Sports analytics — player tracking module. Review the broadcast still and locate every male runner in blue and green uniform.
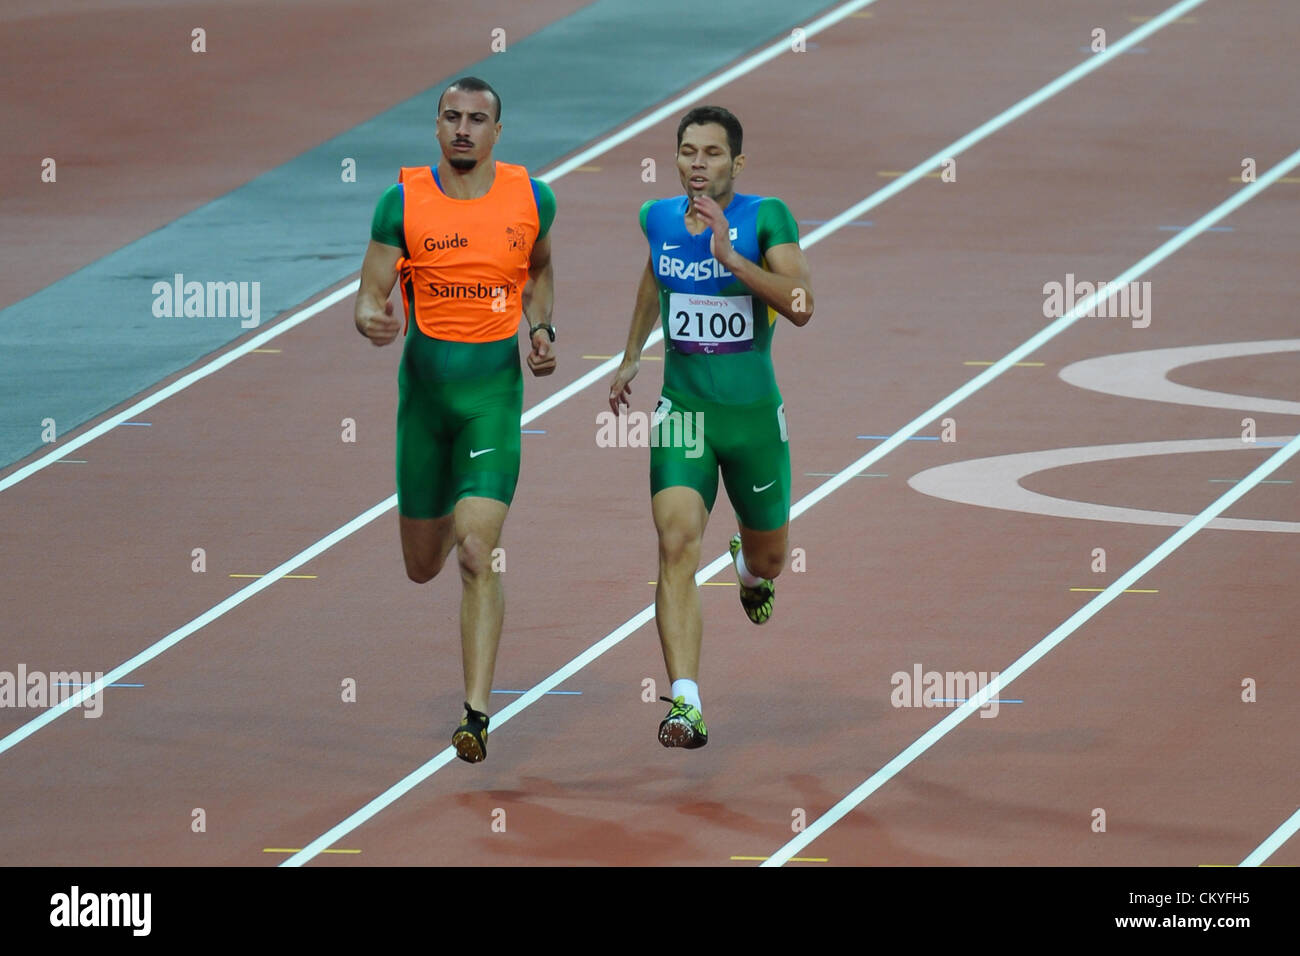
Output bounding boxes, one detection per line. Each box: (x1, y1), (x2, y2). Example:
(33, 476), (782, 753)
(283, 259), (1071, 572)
(608, 106), (814, 749)
(355, 76), (557, 763)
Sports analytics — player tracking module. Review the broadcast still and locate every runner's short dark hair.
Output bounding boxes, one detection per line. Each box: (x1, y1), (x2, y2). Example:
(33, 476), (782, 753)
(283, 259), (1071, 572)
(677, 106), (743, 159)
(440, 76), (502, 121)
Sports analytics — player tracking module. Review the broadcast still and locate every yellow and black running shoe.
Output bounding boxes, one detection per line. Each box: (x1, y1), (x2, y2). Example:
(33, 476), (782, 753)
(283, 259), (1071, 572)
(730, 533), (774, 624)
(658, 695), (708, 749)
(452, 701), (489, 763)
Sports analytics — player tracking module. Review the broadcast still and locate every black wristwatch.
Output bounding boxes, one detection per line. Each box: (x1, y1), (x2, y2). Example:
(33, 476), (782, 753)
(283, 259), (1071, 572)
(529, 323), (556, 342)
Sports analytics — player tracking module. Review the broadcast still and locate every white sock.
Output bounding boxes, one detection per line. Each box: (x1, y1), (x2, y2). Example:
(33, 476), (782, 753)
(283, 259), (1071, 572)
(735, 547), (765, 587)
(671, 678), (702, 712)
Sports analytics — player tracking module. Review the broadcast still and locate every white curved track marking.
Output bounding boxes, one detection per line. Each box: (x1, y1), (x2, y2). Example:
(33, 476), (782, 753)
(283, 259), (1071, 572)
(908, 437), (1300, 532)
(1059, 339), (1300, 415)
(910, 341), (1300, 530)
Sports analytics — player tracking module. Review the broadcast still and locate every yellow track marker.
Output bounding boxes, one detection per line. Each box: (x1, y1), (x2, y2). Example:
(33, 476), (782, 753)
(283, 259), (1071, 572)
(263, 848), (360, 855)
(251, 349), (282, 354)
(575, 165), (602, 172)
(1069, 587), (1158, 593)
(230, 574), (317, 579)
(963, 361), (1045, 367)
(582, 354), (661, 361)
(878, 170), (941, 179)
(731, 855), (828, 862)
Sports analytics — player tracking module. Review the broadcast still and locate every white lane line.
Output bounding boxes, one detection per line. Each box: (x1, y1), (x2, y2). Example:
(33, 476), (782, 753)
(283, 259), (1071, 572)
(277, 1), (1239, 865)
(291, 145), (1300, 867)
(0, 0), (883, 496)
(541, 0), (883, 181)
(282, 604), (660, 868)
(1241, 808), (1300, 866)
(0, 280), (356, 493)
(787, 144), (1300, 524)
(800, 0), (1209, 244)
(0, 0), (891, 758)
(0, 350), (619, 761)
(1, 0), (1212, 840)
(767, 431), (1300, 867)
(0, 498), (397, 757)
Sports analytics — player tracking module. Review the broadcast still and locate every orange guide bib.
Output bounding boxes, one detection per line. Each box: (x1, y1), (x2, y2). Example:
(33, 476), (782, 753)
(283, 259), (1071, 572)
(396, 162), (538, 342)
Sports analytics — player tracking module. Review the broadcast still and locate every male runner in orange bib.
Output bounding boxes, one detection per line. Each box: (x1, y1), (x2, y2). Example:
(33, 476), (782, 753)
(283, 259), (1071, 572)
(354, 76), (557, 763)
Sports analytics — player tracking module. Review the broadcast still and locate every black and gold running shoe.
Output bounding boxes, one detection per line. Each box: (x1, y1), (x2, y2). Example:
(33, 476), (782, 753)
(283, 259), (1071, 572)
(452, 701), (490, 763)
(730, 533), (774, 624)
(658, 695), (708, 749)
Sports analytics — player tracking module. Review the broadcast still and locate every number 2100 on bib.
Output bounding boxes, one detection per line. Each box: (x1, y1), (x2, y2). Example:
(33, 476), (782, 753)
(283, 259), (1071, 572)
(667, 292), (755, 355)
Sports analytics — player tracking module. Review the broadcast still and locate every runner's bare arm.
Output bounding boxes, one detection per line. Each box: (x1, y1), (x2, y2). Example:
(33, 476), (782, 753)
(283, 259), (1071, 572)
(524, 233), (554, 329)
(693, 195), (814, 326)
(608, 256), (660, 412)
(524, 233), (556, 376)
(735, 241), (814, 327)
(355, 239), (403, 346)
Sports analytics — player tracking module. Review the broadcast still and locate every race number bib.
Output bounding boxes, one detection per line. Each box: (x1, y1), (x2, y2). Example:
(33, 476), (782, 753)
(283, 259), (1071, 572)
(667, 293), (755, 355)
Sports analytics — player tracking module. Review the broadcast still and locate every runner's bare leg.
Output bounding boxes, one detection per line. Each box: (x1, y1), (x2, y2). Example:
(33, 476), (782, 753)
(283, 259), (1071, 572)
(453, 496), (509, 714)
(736, 522), (788, 580)
(399, 514), (456, 582)
(652, 486), (709, 681)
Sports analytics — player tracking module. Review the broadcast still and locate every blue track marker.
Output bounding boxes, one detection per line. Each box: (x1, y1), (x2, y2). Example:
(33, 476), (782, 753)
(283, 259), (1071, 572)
(806, 472), (887, 477)
(932, 698), (1023, 704)
(858, 435), (939, 441)
(801, 219), (872, 227)
(1209, 478), (1291, 484)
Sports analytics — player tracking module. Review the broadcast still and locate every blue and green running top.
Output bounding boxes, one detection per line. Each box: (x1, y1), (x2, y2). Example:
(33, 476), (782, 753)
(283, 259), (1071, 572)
(640, 194), (799, 406)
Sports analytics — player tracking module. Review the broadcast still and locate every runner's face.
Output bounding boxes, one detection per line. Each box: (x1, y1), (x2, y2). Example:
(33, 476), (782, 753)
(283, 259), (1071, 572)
(677, 123), (742, 203)
(436, 88), (501, 171)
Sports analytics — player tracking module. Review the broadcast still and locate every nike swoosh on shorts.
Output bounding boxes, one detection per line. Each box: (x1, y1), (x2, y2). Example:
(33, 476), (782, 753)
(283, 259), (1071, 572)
(752, 480), (776, 493)
(469, 448), (496, 458)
